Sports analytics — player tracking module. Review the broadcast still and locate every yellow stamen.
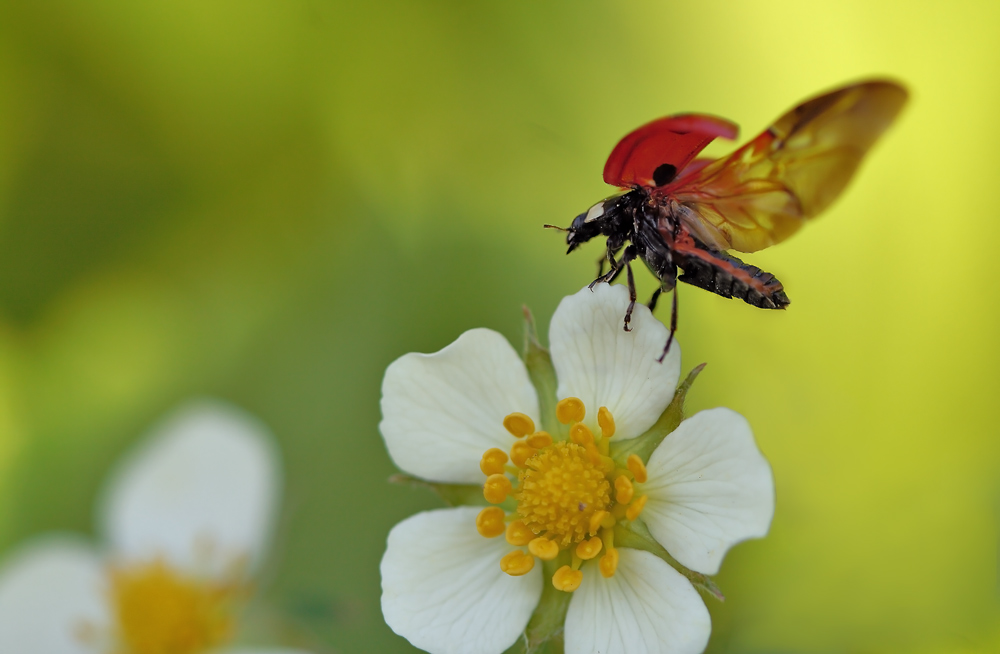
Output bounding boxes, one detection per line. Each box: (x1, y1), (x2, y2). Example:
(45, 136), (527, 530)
(575, 537), (603, 560)
(482, 402), (634, 587)
(597, 406), (616, 438)
(505, 520), (534, 546)
(110, 560), (241, 654)
(570, 423), (595, 446)
(509, 441), (537, 468)
(611, 502), (629, 520)
(516, 442), (611, 548)
(601, 526), (615, 550)
(500, 550), (536, 576)
(599, 547), (619, 578)
(476, 507), (506, 538)
(556, 397), (585, 424)
(483, 474), (512, 504)
(503, 412), (535, 438)
(526, 431), (553, 449)
(626, 494), (648, 521)
(528, 537), (559, 561)
(614, 476), (634, 505)
(480, 448), (509, 476)
(552, 565), (583, 592)
(588, 510), (608, 536)
(627, 454), (648, 483)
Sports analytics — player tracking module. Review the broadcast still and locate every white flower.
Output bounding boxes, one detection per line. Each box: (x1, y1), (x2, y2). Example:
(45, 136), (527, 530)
(0, 400), (310, 654)
(379, 283), (775, 654)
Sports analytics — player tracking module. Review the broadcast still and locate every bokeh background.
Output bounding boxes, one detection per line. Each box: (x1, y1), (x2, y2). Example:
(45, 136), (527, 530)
(0, 0), (997, 652)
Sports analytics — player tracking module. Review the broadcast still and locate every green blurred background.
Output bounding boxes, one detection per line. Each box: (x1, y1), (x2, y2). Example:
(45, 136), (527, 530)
(0, 0), (997, 652)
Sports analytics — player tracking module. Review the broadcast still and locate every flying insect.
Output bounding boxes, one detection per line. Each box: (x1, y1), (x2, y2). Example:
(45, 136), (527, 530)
(550, 80), (907, 360)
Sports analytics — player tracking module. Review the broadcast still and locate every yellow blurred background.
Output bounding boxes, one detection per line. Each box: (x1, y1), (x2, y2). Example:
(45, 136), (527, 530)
(0, 0), (997, 652)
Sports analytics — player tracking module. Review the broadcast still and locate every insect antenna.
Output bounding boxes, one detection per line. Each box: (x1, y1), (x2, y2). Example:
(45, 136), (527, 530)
(543, 224), (568, 232)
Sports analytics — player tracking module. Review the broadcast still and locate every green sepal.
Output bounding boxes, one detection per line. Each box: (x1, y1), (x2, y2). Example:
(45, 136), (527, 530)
(609, 363), (706, 466)
(522, 306), (564, 439)
(387, 473), (490, 508)
(504, 558), (572, 654)
(614, 520), (725, 602)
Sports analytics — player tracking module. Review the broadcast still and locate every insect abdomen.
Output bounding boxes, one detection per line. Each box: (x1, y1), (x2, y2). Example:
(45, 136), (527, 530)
(672, 236), (790, 309)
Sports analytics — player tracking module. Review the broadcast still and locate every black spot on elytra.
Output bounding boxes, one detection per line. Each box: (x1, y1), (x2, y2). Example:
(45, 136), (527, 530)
(652, 163), (678, 186)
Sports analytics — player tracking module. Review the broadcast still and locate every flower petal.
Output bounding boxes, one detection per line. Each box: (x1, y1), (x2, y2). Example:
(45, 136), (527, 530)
(642, 408), (775, 575)
(381, 507), (542, 654)
(565, 548), (710, 654)
(380, 329), (539, 483)
(0, 538), (108, 654)
(100, 400), (281, 574)
(550, 284), (680, 440)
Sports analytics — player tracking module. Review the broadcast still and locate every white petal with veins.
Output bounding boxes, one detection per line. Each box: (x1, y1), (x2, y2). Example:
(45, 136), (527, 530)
(381, 507), (542, 654)
(550, 284), (680, 440)
(565, 548), (710, 654)
(642, 408), (775, 575)
(380, 328), (539, 484)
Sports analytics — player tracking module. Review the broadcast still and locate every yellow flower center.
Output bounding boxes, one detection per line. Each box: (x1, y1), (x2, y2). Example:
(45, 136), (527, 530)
(516, 441), (611, 548)
(477, 398), (650, 592)
(107, 560), (243, 654)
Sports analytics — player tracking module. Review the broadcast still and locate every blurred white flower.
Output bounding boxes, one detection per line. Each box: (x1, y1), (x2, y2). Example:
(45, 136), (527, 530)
(0, 401), (310, 654)
(379, 283), (775, 654)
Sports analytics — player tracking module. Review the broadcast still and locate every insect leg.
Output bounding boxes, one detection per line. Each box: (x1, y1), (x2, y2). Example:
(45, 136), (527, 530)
(657, 288), (679, 363)
(590, 247), (628, 288)
(623, 260), (637, 332)
(590, 251), (615, 288)
(647, 288), (662, 312)
(605, 261), (625, 284)
(596, 245), (624, 278)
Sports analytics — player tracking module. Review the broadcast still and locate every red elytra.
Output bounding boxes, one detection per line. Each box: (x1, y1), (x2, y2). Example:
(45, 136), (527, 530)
(603, 114), (739, 188)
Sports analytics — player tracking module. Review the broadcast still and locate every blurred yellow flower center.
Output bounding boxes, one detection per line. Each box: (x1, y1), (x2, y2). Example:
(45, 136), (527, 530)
(109, 560), (241, 654)
(516, 441), (611, 548)
(476, 398), (650, 592)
